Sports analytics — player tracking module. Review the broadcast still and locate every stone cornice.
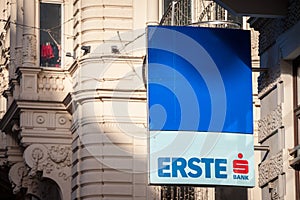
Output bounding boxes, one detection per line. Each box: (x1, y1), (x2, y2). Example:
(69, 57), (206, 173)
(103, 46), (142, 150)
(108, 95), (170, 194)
(248, 18), (272, 32)
(67, 60), (79, 76)
(0, 100), (68, 132)
(63, 93), (73, 114)
(0, 100), (18, 132)
(78, 55), (144, 66)
(248, 0), (300, 54)
(16, 67), (42, 77)
(72, 88), (146, 104)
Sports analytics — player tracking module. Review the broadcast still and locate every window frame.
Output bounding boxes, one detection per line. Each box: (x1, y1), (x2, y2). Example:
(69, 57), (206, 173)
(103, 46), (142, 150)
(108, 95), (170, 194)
(38, 0), (64, 68)
(293, 56), (300, 200)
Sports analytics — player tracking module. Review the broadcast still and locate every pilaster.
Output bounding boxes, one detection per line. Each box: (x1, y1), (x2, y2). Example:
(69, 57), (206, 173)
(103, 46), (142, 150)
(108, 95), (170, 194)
(15, 0), (23, 69)
(22, 0), (36, 68)
(147, 0), (159, 25)
(9, 0), (17, 80)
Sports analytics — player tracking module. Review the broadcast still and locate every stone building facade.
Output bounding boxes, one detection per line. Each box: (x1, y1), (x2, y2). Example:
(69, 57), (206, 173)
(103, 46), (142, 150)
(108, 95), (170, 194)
(248, 0), (300, 199)
(0, 0), (298, 200)
(0, 0), (152, 199)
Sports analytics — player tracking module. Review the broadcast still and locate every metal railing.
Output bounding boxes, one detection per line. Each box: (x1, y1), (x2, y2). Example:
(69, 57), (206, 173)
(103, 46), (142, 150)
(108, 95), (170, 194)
(161, 186), (195, 200)
(160, 0), (192, 26)
(160, 0), (242, 29)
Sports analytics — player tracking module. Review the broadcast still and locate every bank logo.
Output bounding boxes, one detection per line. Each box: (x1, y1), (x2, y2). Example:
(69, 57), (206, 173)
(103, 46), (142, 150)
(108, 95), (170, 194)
(233, 153), (249, 180)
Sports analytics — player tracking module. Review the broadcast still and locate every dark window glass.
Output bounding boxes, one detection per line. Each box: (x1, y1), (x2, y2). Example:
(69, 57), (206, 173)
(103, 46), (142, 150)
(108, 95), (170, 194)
(40, 3), (61, 67)
(215, 186), (248, 200)
(164, 0), (173, 13)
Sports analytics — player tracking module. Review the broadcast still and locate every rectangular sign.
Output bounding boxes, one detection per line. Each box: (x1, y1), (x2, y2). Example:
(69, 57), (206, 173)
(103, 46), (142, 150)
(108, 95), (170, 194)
(147, 26), (254, 187)
(150, 131), (254, 186)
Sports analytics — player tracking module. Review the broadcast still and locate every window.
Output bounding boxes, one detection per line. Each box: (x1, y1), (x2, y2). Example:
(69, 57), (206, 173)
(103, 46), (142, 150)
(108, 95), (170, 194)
(40, 3), (61, 67)
(293, 56), (300, 200)
(163, 0), (173, 13)
(294, 57), (300, 147)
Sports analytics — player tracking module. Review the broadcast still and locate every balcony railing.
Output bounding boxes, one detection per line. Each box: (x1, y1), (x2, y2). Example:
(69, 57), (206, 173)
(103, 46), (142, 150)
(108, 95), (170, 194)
(160, 0), (242, 29)
(160, 0), (192, 26)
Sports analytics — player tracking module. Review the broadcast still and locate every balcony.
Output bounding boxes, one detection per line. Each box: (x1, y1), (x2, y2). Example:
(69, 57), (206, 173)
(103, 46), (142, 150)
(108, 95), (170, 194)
(160, 0), (242, 29)
(289, 145), (300, 170)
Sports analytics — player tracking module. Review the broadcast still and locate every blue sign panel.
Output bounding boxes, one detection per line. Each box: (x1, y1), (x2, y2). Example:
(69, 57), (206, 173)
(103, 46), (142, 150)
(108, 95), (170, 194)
(148, 26), (254, 187)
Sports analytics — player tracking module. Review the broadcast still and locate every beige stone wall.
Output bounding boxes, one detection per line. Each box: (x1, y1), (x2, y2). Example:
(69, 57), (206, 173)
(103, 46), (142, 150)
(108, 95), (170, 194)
(249, 1), (300, 198)
(70, 0), (158, 199)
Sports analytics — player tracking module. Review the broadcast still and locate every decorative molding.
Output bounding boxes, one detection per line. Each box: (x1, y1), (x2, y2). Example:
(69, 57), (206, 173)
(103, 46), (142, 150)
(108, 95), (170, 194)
(58, 116), (67, 125)
(8, 162), (62, 199)
(11, 121), (21, 133)
(0, 67), (9, 94)
(36, 115), (45, 124)
(38, 74), (65, 92)
(258, 151), (284, 187)
(0, 150), (7, 166)
(250, 29), (260, 60)
(271, 188), (279, 200)
(257, 67), (281, 99)
(8, 162), (29, 194)
(48, 145), (71, 166)
(22, 111), (71, 130)
(258, 105), (282, 143)
(24, 144), (71, 182)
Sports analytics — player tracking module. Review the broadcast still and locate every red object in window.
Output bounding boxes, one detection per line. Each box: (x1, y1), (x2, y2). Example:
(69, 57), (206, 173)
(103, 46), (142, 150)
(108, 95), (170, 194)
(41, 43), (54, 59)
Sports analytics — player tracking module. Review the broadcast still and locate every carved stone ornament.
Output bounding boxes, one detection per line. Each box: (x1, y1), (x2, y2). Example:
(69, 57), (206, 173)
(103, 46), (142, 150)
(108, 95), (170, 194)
(36, 115), (45, 124)
(24, 144), (71, 181)
(0, 67), (8, 94)
(8, 162), (29, 194)
(258, 67), (281, 99)
(271, 187), (279, 200)
(58, 116), (67, 125)
(258, 105), (282, 143)
(38, 73), (65, 92)
(258, 150), (285, 187)
(8, 162), (61, 199)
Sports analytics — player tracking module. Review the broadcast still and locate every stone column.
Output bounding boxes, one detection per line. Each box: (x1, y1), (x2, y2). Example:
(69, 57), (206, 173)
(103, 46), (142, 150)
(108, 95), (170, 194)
(147, 0), (159, 25)
(15, 0), (23, 69)
(9, 0), (16, 79)
(22, 0), (36, 68)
